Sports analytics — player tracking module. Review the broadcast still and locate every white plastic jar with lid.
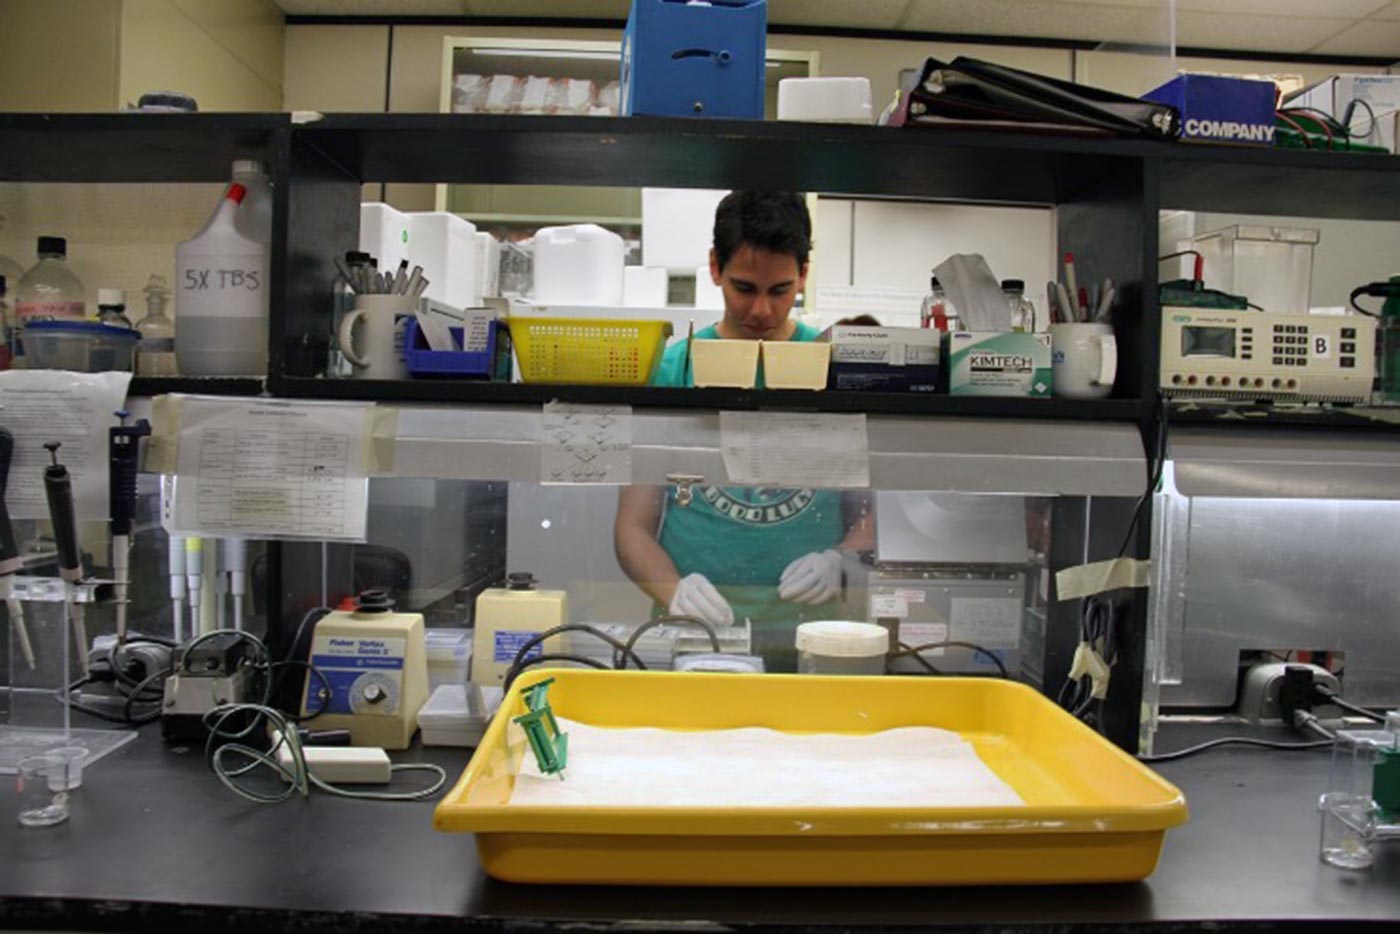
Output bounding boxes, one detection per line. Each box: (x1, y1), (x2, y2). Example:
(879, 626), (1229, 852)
(794, 621), (889, 675)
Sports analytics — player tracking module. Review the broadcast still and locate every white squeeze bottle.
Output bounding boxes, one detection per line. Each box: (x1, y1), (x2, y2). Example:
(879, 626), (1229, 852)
(175, 183), (268, 376)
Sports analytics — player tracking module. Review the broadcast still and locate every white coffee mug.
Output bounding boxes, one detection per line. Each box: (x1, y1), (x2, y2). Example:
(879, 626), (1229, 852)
(337, 295), (413, 380)
(1050, 322), (1117, 399)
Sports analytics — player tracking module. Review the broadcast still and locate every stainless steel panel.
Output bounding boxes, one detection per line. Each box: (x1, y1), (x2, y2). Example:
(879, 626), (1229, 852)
(1161, 496), (1400, 709)
(1172, 428), (1400, 500)
(384, 405), (1147, 495)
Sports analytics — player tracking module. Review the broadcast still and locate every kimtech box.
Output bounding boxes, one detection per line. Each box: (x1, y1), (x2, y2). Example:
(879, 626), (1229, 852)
(945, 331), (1053, 397)
(1142, 74), (1277, 147)
(821, 325), (940, 392)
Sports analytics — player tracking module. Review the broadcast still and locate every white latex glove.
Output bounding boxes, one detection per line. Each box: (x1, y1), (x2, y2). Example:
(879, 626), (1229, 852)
(778, 549), (843, 605)
(668, 573), (735, 628)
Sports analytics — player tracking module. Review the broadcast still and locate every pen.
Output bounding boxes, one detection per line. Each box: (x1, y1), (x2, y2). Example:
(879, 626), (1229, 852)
(1063, 252), (1080, 318)
(404, 265), (425, 298)
(1055, 283), (1075, 324)
(393, 259), (409, 295)
(1097, 286), (1117, 321)
(683, 319), (694, 385)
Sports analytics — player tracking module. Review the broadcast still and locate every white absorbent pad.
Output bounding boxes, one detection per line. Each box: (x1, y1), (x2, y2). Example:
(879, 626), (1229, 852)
(507, 718), (1025, 809)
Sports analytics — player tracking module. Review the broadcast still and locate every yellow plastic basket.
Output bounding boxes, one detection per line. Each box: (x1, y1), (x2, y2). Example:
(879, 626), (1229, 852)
(505, 317), (672, 385)
(434, 669), (1189, 887)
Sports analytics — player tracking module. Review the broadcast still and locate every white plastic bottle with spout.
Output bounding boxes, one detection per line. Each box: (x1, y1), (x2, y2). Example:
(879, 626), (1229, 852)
(175, 184), (268, 376)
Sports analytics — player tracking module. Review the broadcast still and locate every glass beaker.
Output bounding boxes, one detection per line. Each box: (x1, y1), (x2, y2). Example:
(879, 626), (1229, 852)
(1319, 791), (1378, 870)
(16, 754), (72, 827)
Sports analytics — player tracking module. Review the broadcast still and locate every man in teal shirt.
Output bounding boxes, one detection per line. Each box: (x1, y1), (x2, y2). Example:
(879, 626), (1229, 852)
(614, 191), (872, 671)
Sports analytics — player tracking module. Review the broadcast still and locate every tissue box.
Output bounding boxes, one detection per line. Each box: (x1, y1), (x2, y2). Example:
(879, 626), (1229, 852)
(1142, 74), (1276, 147)
(1288, 74), (1400, 154)
(620, 0), (767, 119)
(945, 332), (1052, 397)
(821, 325), (940, 392)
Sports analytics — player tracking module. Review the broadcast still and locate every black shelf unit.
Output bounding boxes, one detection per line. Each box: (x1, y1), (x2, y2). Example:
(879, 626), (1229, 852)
(279, 376), (1141, 419)
(129, 377), (266, 398)
(9, 112), (1400, 754)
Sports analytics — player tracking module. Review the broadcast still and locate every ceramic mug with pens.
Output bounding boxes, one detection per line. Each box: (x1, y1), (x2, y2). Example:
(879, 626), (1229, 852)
(337, 295), (413, 380)
(1050, 322), (1117, 399)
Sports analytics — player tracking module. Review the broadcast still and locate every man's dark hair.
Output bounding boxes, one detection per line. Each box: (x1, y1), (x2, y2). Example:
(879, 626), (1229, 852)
(712, 190), (811, 272)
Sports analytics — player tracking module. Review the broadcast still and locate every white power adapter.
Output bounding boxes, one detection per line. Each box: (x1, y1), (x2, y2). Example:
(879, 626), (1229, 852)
(270, 730), (392, 784)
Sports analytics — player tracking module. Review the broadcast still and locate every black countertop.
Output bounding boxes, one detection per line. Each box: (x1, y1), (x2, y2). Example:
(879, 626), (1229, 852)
(2, 721), (1399, 933)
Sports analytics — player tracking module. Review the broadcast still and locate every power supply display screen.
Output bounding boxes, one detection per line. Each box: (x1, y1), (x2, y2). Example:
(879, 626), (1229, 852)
(1182, 325), (1236, 358)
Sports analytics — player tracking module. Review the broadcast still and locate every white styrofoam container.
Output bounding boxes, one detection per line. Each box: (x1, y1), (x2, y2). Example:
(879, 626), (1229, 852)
(777, 77), (873, 124)
(624, 266), (668, 307)
(474, 232), (500, 305)
(408, 212), (477, 310)
(533, 224), (624, 306)
(1289, 74), (1400, 153)
(360, 202), (411, 272)
(641, 188), (728, 272)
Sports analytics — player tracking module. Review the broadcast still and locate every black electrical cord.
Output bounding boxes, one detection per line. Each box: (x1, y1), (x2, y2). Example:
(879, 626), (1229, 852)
(1347, 281), (1400, 318)
(1139, 735), (1333, 764)
(891, 640), (942, 675)
(507, 624), (648, 682)
(1057, 595), (1119, 723)
(1118, 391), (1169, 560)
(886, 640), (1009, 679)
(271, 659), (333, 721)
(1315, 687), (1388, 724)
(615, 614), (721, 670)
(504, 653), (611, 690)
(122, 667), (172, 725)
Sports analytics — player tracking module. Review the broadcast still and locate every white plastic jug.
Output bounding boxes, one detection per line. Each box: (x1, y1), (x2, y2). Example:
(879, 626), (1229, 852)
(532, 223), (624, 306)
(230, 159), (273, 245)
(175, 184), (268, 376)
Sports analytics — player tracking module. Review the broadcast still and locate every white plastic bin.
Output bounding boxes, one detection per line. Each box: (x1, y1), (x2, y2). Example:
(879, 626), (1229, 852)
(408, 212), (477, 309)
(533, 224), (624, 306)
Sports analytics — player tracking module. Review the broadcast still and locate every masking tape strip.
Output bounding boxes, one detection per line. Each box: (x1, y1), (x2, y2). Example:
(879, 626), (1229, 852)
(1055, 557), (1150, 601)
(367, 406), (399, 474)
(143, 394), (183, 475)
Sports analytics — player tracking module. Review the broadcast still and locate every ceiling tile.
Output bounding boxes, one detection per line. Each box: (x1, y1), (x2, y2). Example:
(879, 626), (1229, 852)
(464, 0), (631, 17)
(1370, 0), (1400, 18)
(1174, 11), (1354, 53)
(273, 0), (465, 12)
(902, 0), (1175, 46)
(1172, 0), (1388, 14)
(1311, 19), (1400, 55)
(767, 0), (910, 30)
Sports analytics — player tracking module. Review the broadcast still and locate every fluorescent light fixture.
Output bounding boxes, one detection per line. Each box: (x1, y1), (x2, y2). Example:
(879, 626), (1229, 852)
(471, 49), (619, 62)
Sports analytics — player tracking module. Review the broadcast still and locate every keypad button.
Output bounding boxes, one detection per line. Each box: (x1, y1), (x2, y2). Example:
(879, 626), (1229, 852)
(1341, 356), (1355, 368)
(1342, 327), (1356, 339)
(1274, 356), (1284, 365)
(1342, 342), (1356, 354)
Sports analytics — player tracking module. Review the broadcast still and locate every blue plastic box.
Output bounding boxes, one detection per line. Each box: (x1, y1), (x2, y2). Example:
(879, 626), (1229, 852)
(1142, 74), (1276, 146)
(403, 318), (510, 380)
(620, 0), (767, 119)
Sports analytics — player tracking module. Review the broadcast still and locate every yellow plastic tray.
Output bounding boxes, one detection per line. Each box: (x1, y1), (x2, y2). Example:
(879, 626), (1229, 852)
(505, 317), (671, 385)
(434, 670), (1188, 887)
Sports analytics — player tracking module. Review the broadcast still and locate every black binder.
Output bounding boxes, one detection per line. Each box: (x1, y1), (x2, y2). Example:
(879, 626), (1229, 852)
(892, 56), (1182, 140)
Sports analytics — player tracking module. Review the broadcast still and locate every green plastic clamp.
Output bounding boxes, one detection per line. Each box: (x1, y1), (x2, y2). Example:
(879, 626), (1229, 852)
(514, 677), (568, 779)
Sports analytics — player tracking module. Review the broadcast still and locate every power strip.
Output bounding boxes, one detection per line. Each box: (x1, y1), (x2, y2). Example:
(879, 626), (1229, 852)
(270, 730), (392, 784)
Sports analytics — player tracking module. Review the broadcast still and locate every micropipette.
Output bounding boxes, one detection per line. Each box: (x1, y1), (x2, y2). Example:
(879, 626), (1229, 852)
(109, 410), (151, 646)
(0, 428), (34, 668)
(43, 441), (88, 677)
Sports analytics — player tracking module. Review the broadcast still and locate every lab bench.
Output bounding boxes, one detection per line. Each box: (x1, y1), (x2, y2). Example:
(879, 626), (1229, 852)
(1, 721), (1398, 932)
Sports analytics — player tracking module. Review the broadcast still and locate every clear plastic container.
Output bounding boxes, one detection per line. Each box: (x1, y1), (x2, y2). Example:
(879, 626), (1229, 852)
(16, 236), (85, 327)
(794, 621), (889, 675)
(22, 320), (139, 372)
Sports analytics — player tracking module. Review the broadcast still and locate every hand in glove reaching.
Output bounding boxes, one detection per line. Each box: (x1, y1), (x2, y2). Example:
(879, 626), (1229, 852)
(778, 549), (843, 605)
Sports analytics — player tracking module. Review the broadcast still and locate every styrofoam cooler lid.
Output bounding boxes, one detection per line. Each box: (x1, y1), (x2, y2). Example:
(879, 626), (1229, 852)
(795, 621), (889, 658)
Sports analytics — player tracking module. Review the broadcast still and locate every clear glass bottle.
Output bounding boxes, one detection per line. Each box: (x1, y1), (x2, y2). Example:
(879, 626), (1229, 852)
(1002, 278), (1036, 332)
(920, 275), (959, 331)
(136, 274), (177, 377)
(16, 236), (85, 326)
(97, 288), (134, 329)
